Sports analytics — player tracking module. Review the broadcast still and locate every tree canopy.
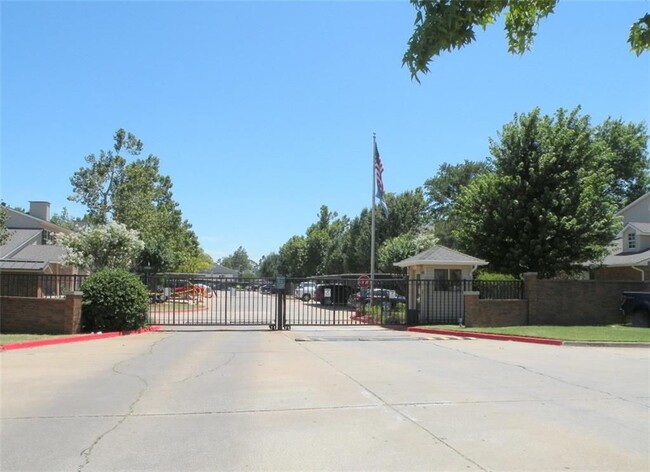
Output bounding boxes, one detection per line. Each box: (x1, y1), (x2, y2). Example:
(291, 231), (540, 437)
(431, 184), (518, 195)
(424, 160), (490, 247)
(69, 129), (208, 273)
(220, 246), (253, 273)
(452, 107), (630, 277)
(403, 0), (649, 80)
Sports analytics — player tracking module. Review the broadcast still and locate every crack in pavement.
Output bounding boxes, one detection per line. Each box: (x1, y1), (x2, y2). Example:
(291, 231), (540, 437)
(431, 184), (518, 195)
(76, 333), (172, 472)
(173, 352), (237, 384)
(6, 396), (611, 421)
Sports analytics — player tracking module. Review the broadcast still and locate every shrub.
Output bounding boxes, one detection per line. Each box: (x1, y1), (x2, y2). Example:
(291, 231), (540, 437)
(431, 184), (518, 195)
(80, 269), (149, 332)
(476, 271), (518, 281)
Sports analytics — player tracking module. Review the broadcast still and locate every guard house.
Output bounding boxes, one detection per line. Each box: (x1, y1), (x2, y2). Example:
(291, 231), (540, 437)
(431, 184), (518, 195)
(395, 246), (488, 324)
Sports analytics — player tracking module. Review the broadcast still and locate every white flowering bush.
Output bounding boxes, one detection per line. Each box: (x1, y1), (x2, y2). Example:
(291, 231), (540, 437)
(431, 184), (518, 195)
(57, 221), (145, 273)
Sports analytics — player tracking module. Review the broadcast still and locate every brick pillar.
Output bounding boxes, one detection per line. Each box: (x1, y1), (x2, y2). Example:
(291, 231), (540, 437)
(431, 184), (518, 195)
(522, 272), (538, 326)
(463, 291), (480, 327)
(63, 292), (83, 334)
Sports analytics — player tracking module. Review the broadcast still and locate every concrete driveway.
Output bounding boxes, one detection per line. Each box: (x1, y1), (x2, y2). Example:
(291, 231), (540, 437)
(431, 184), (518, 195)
(1, 326), (648, 471)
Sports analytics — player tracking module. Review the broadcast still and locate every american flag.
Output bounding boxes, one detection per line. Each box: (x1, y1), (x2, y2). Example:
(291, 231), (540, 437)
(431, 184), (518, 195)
(373, 139), (388, 217)
(374, 141), (384, 198)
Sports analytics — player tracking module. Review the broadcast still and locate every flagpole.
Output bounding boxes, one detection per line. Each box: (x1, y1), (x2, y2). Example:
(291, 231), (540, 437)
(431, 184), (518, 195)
(370, 132), (376, 285)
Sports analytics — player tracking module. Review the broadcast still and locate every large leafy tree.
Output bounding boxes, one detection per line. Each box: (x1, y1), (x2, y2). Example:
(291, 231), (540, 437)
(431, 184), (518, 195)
(452, 107), (623, 278)
(335, 190), (429, 274)
(595, 118), (649, 207)
(278, 236), (308, 277)
(258, 252), (281, 277)
(69, 129), (142, 224)
(404, 0), (649, 80)
(69, 129), (205, 273)
(219, 246), (252, 273)
(424, 160), (490, 247)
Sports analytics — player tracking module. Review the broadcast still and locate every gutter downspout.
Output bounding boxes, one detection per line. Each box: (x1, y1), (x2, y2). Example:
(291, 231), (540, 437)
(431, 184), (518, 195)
(631, 265), (645, 281)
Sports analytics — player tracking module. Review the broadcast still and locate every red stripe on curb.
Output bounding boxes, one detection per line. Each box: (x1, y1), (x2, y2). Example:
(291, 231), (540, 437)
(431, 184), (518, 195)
(407, 327), (563, 346)
(0, 326), (162, 351)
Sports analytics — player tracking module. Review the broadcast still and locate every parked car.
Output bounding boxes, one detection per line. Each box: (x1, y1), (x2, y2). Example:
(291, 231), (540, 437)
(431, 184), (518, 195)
(259, 283), (279, 294)
(313, 283), (355, 305)
(294, 281), (317, 302)
(348, 288), (406, 309)
(620, 292), (650, 327)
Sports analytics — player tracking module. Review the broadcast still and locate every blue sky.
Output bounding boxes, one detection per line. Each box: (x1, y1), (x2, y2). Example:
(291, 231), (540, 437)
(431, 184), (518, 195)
(2, 1), (649, 263)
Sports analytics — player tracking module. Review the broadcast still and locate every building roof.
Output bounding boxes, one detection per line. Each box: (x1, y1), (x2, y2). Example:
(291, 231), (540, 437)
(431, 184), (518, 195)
(0, 260), (49, 271)
(627, 222), (650, 235)
(4, 206), (73, 234)
(394, 246), (488, 268)
(616, 192), (650, 217)
(601, 248), (650, 267)
(594, 238), (650, 267)
(0, 229), (42, 258)
(15, 244), (67, 262)
(206, 264), (240, 276)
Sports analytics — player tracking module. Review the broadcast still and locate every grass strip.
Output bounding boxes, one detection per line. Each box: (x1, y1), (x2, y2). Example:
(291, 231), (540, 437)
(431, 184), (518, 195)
(421, 325), (650, 342)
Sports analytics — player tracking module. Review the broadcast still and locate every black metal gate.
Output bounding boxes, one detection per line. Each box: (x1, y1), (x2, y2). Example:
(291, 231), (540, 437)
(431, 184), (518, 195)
(145, 275), (410, 328)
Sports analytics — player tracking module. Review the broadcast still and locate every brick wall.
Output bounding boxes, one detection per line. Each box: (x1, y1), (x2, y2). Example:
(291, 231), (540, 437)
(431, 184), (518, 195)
(464, 292), (528, 327)
(591, 266), (649, 281)
(0, 293), (82, 334)
(526, 275), (649, 325)
(463, 274), (650, 327)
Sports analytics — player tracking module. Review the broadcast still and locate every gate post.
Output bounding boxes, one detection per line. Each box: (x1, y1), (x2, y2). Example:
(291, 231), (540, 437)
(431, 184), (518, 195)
(276, 290), (283, 330)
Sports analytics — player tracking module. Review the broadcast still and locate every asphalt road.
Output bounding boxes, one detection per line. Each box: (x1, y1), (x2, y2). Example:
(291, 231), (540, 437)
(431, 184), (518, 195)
(1, 326), (648, 471)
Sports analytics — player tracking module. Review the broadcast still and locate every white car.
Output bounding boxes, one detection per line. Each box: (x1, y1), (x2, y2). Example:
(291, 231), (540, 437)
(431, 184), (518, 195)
(294, 281), (317, 302)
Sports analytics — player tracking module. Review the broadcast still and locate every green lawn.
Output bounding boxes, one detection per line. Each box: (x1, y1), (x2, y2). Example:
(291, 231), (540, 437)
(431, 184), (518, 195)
(422, 325), (650, 342)
(0, 334), (67, 345)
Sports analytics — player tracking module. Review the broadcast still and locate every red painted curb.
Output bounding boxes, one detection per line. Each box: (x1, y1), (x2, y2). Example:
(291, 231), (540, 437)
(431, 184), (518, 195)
(407, 327), (563, 346)
(0, 326), (162, 351)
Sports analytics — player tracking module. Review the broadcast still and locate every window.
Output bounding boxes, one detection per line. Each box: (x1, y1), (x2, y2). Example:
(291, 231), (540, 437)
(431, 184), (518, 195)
(628, 233), (636, 250)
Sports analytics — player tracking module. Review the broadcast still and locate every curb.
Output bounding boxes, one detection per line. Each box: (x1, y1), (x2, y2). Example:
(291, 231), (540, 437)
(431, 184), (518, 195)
(406, 327), (650, 347)
(408, 327), (564, 346)
(0, 326), (162, 351)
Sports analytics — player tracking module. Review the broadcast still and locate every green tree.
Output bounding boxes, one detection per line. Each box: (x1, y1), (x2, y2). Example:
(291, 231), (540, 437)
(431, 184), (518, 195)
(452, 107), (622, 278)
(50, 207), (87, 231)
(404, 1), (649, 81)
(595, 118), (649, 207)
(69, 129), (204, 273)
(69, 129), (142, 224)
(0, 206), (10, 245)
(220, 246), (252, 273)
(424, 160), (490, 247)
(378, 226), (438, 273)
(303, 205), (350, 275)
(58, 221), (145, 272)
(258, 252), (281, 277)
(278, 236), (308, 277)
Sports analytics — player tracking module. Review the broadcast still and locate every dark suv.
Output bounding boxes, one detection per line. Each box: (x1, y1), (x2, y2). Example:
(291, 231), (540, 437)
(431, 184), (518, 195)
(313, 283), (355, 305)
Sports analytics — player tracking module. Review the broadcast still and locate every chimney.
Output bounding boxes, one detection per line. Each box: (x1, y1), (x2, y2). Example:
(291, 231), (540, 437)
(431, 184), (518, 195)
(29, 201), (50, 221)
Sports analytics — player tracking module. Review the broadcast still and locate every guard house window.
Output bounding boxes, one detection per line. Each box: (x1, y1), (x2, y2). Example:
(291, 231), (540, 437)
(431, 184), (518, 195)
(433, 269), (463, 291)
(628, 233), (636, 250)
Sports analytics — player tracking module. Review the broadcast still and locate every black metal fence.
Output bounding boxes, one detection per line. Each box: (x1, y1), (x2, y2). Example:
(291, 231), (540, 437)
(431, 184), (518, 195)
(470, 280), (524, 300)
(0, 272), (524, 327)
(0, 273), (87, 298)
